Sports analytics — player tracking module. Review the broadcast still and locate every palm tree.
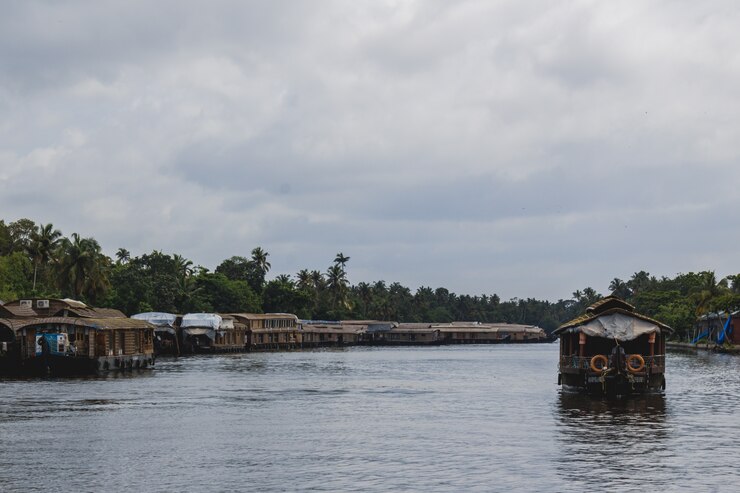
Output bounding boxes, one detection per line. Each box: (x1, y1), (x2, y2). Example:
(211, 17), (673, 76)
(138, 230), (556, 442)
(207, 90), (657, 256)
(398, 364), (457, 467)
(251, 247), (271, 276)
(27, 223), (62, 292)
(275, 274), (293, 284)
(695, 271), (727, 316)
(356, 282), (372, 318)
(326, 264), (350, 311)
(173, 254), (194, 280)
(176, 273), (202, 312)
(310, 270), (325, 290)
(296, 269), (312, 290)
(334, 252), (350, 270)
(56, 233), (109, 300)
(628, 271), (652, 297)
(608, 278), (632, 300)
(582, 287), (601, 305)
(115, 248), (131, 264)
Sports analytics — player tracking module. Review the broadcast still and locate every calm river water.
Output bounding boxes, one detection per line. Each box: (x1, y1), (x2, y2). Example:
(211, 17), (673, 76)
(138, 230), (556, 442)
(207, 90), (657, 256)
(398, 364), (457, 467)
(1, 344), (739, 492)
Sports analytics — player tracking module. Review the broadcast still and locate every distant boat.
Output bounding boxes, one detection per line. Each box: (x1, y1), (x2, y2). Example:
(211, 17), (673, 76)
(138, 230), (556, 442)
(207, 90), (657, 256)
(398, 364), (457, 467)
(554, 296), (672, 396)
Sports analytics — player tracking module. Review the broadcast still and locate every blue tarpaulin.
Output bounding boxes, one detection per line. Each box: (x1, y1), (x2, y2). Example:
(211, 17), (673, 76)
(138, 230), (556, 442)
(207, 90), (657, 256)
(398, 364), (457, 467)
(717, 314), (733, 344)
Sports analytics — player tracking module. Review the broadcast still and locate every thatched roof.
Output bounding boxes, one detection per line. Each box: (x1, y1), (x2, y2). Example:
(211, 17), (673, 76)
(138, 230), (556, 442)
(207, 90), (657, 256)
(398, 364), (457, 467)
(6, 317), (154, 332)
(555, 296), (673, 336)
(0, 304), (38, 318)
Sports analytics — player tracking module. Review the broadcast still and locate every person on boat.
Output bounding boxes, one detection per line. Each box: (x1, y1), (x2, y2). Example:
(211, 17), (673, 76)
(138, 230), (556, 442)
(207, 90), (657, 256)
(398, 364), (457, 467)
(609, 344), (626, 373)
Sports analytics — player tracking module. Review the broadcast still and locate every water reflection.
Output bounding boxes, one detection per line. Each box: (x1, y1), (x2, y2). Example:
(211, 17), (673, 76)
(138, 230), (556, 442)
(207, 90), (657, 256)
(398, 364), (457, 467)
(554, 392), (671, 490)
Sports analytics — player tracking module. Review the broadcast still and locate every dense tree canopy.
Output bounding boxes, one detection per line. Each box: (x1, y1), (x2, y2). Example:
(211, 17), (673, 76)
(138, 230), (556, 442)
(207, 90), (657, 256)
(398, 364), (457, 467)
(1, 217), (739, 339)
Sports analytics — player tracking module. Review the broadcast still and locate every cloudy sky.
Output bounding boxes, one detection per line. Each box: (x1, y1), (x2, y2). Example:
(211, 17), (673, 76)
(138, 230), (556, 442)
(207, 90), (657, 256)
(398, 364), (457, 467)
(1, 1), (739, 301)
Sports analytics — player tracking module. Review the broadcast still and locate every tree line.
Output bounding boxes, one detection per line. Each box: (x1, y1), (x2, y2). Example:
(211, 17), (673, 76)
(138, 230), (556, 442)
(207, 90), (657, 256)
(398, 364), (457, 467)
(2, 218), (739, 338)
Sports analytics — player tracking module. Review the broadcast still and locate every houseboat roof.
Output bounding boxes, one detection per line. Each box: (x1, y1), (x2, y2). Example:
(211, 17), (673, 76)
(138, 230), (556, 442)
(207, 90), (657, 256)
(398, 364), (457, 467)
(302, 323), (367, 334)
(0, 298), (126, 319)
(0, 303), (38, 318)
(132, 312), (179, 327)
(3, 316), (154, 332)
(181, 313), (223, 330)
(554, 296), (673, 338)
(230, 313), (299, 321)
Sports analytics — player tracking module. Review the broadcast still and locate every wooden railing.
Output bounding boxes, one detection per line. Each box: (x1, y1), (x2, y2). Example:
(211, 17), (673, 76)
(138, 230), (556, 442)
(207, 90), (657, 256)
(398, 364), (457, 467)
(560, 355), (665, 370)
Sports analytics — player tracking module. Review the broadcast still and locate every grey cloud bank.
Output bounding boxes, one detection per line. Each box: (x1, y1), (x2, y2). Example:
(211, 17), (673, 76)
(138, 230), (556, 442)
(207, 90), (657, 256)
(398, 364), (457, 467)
(1, 0), (739, 300)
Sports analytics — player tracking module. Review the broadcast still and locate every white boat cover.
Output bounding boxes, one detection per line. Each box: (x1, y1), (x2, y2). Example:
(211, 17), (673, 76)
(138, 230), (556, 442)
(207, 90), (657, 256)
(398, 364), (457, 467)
(181, 313), (222, 330)
(571, 313), (661, 341)
(181, 327), (216, 341)
(132, 312), (177, 328)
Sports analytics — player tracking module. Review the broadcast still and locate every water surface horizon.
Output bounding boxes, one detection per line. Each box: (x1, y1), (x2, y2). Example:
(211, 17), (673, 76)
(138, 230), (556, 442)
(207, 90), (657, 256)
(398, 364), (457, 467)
(1, 344), (738, 492)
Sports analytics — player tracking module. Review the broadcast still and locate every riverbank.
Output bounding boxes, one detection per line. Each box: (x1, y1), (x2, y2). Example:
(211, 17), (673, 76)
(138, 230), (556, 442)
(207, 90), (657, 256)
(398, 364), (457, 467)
(666, 341), (740, 354)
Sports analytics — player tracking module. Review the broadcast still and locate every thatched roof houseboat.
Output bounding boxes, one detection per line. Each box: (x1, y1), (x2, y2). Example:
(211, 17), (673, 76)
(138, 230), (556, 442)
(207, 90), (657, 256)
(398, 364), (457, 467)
(554, 296), (672, 396)
(0, 298), (155, 374)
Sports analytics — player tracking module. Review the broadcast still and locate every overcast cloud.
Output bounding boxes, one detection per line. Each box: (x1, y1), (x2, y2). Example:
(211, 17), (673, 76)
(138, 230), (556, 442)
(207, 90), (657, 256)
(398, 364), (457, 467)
(1, 0), (739, 300)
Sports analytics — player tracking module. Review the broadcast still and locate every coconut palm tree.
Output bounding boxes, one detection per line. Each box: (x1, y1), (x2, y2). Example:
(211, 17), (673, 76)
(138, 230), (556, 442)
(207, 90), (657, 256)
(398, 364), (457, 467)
(310, 270), (325, 290)
(27, 223), (62, 292)
(115, 248), (131, 264)
(326, 264), (350, 311)
(296, 269), (312, 290)
(608, 278), (632, 300)
(695, 271), (728, 316)
(251, 247), (271, 276)
(173, 254), (194, 280)
(56, 233), (109, 300)
(334, 252), (350, 270)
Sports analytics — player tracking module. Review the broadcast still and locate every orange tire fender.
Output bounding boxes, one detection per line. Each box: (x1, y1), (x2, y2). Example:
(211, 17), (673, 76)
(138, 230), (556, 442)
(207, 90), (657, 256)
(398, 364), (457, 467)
(590, 354), (608, 372)
(626, 354), (645, 373)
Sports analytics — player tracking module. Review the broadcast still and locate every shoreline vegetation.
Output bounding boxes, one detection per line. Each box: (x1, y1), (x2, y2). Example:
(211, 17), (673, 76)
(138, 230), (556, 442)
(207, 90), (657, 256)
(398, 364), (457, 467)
(2, 218), (739, 340)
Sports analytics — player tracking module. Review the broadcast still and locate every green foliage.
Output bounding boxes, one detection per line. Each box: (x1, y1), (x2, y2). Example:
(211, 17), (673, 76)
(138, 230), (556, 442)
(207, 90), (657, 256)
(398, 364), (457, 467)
(0, 221), (12, 256)
(653, 300), (695, 339)
(0, 252), (33, 300)
(2, 217), (739, 336)
(194, 273), (261, 313)
(262, 277), (312, 318)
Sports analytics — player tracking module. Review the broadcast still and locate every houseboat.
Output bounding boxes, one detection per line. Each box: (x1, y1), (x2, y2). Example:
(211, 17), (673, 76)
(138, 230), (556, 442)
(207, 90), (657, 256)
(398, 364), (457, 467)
(362, 321), (547, 345)
(436, 322), (547, 344)
(180, 313), (246, 353)
(229, 313), (300, 350)
(554, 296), (671, 396)
(132, 312), (182, 356)
(0, 298), (155, 374)
(301, 321), (366, 347)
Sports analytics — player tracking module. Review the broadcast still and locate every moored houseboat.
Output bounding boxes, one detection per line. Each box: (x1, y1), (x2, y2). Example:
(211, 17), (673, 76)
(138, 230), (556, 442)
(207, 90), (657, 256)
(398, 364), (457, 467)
(231, 313), (300, 350)
(554, 296), (671, 396)
(436, 322), (547, 344)
(180, 313), (246, 353)
(301, 321), (366, 347)
(0, 298), (155, 374)
(132, 312), (182, 355)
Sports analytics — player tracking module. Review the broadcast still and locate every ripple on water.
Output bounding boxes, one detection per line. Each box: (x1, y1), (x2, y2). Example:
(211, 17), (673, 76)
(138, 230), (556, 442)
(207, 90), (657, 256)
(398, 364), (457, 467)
(1, 346), (740, 492)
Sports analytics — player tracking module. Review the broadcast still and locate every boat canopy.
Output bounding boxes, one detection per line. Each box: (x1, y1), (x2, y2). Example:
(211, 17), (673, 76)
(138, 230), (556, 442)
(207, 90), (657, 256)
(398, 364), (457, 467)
(555, 295), (673, 340)
(559, 312), (663, 341)
(181, 313), (222, 330)
(132, 312), (178, 328)
(181, 327), (216, 340)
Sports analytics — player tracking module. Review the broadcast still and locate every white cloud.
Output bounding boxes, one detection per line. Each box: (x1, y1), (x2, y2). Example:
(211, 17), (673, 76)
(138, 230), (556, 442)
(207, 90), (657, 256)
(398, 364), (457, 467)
(1, 0), (740, 299)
